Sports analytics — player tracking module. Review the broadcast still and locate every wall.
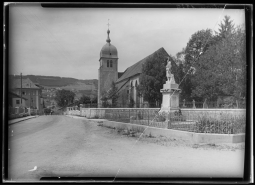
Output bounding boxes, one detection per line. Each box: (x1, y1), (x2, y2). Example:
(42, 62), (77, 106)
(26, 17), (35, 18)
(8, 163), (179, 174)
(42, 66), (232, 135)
(68, 108), (246, 120)
(95, 119), (245, 144)
(12, 98), (26, 107)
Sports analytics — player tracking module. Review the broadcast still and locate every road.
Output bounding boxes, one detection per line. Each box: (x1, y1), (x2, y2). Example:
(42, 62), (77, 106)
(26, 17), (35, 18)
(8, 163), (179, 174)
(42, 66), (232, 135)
(8, 115), (245, 181)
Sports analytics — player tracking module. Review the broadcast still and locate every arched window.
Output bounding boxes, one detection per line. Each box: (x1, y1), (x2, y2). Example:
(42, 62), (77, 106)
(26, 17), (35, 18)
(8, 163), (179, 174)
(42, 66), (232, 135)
(107, 60), (109, 67)
(110, 60), (113, 67)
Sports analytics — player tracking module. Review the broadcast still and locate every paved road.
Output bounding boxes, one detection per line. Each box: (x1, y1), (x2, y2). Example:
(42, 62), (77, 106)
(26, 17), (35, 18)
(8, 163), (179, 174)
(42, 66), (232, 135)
(8, 115), (244, 182)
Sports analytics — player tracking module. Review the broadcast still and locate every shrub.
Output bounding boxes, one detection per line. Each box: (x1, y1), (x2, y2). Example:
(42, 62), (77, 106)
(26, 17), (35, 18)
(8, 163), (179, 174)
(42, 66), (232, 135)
(194, 113), (245, 134)
(155, 115), (166, 122)
(137, 111), (143, 120)
(130, 116), (136, 120)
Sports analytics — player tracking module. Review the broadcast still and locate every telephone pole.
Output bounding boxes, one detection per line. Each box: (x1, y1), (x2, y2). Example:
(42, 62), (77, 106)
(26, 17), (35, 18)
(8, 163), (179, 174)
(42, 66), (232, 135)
(20, 73), (22, 106)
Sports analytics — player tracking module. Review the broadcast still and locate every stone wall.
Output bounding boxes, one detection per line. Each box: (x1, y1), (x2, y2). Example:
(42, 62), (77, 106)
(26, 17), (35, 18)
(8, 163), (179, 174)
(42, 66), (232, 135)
(67, 108), (246, 120)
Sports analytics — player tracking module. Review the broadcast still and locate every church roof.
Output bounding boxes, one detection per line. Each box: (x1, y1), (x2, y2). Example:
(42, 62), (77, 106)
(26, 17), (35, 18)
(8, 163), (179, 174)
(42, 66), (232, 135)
(9, 78), (41, 89)
(116, 47), (170, 84)
(115, 79), (129, 93)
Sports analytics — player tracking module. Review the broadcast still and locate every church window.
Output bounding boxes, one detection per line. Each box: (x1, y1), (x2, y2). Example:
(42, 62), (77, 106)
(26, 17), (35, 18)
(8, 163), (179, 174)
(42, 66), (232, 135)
(107, 60), (109, 67)
(110, 60), (113, 67)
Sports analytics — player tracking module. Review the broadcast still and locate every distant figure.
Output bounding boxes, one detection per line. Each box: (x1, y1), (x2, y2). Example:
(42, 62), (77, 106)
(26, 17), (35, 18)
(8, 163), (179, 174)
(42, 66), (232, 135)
(50, 111), (52, 115)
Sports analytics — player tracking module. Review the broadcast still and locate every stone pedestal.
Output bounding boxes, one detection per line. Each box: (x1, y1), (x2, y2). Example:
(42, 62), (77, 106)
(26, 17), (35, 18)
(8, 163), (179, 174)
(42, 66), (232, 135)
(159, 81), (181, 113)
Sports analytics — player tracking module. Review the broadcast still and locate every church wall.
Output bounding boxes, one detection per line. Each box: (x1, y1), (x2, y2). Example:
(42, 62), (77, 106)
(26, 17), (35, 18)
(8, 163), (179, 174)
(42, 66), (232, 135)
(115, 75), (144, 108)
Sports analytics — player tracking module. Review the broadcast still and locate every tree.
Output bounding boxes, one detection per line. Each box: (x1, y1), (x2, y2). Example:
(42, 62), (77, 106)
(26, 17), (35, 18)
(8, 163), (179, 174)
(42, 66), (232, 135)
(184, 29), (215, 67)
(191, 24), (246, 102)
(107, 81), (119, 107)
(78, 95), (91, 105)
(179, 29), (216, 101)
(216, 15), (235, 40)
(101, 90), (110, 108)
(54, 89), (75, 107)
(139, 49), (178, 106)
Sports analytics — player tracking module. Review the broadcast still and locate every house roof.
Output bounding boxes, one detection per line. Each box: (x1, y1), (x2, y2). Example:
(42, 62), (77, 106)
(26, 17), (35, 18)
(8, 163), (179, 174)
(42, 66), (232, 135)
(115, 47), (170, 84)
(9, 91), (28, 100)
(9, 78), (41, 89)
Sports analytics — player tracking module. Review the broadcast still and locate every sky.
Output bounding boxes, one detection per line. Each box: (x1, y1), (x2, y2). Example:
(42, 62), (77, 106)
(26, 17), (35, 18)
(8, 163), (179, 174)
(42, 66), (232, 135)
(8, 3), (245, 80)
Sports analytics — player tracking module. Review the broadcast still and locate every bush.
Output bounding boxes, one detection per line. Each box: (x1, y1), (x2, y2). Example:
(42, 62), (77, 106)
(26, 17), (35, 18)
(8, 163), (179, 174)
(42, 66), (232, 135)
(137, 111), (143, 120)
(194, 113), (245, 134)
(155, 115), (166, 122)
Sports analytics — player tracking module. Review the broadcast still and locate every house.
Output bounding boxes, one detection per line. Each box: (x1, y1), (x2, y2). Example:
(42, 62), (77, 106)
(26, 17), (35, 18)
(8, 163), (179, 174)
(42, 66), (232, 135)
(9, 77), (44, 114)
(8, 91), (27, 107)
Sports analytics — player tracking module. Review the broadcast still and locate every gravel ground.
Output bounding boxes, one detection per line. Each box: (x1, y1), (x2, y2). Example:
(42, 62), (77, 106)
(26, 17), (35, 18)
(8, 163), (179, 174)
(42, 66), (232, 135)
(7, 115), (245, 182)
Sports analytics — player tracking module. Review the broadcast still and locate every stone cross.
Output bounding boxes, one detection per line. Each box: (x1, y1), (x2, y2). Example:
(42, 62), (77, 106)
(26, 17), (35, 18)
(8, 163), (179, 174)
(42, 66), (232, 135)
(183, 99), (186, 107)
(192, 99), (196, 109)
(107, 19), (110, 29)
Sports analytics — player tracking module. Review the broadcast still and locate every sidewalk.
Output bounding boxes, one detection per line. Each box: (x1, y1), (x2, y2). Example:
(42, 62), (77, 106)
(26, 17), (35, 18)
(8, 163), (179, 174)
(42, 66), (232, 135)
(65, 114), (108, 121)
(8, 116), (37, 125)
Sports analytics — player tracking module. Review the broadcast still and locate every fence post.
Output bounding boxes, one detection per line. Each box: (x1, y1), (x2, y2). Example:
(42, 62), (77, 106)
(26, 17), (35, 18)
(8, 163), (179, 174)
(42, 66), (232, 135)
(129, 109), (130, 122)
(147, 110), (149, 126)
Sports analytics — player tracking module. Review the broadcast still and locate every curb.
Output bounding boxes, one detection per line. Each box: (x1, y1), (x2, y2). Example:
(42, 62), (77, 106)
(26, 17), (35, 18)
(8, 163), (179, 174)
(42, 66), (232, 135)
(8, 116), (37, 125)
(91, 119), (246, 144)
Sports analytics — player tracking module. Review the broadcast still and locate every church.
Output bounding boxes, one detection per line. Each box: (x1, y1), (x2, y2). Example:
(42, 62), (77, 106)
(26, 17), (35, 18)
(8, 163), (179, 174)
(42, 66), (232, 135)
(98, 27), (173, 108)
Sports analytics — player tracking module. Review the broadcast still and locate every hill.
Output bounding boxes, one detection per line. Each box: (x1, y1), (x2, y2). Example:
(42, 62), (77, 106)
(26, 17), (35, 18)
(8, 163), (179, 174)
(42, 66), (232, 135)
(9, 75), (98, 97)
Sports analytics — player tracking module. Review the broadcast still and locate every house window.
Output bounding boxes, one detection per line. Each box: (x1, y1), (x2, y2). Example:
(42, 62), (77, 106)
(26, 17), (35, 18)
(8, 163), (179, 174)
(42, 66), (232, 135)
(110, 60), (113, 67)
(107, 60), (109, 67)
(16, 100), (20, 104)
(22, 91), (26, 95)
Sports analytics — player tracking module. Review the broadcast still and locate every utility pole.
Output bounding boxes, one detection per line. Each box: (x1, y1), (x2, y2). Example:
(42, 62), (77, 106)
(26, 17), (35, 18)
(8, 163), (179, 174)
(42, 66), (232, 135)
(20, 73), (22, 106)
(30, 83), (31, 108)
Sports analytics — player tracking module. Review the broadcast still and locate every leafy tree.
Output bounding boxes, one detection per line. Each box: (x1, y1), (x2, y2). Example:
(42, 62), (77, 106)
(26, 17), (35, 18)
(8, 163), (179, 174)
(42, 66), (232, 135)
(178, 29), (216, 101)
(184, 29), (215, 67)
(101, 90), (110, 108)
(191, 24), (246, 102)
(107, 81), (119, 107)
(43, 100), (46, 108)
(78, 95), (91, 105)
(139, 49), (178, 106)
(128, 97), (135, 108)
(54, 89), (75, 107)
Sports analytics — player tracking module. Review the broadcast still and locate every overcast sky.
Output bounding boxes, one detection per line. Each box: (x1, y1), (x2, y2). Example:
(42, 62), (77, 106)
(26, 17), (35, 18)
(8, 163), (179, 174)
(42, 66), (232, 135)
(8, 4), (245, 80)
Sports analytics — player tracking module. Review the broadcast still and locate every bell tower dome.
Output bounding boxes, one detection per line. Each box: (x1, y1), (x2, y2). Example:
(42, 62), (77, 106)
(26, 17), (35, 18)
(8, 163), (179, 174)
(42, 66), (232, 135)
(98, 21), (118, 107)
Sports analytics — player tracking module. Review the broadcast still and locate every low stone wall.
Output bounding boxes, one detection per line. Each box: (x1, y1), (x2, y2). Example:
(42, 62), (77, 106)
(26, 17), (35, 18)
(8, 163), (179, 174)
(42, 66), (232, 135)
(95, 119), (245, 144)
(69, 108), (246, 119)
(79, 108), (160, 119)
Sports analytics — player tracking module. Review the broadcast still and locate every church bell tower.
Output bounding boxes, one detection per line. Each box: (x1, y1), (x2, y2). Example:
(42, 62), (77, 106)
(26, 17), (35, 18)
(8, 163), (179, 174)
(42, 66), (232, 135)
(98, 21), (118, 107)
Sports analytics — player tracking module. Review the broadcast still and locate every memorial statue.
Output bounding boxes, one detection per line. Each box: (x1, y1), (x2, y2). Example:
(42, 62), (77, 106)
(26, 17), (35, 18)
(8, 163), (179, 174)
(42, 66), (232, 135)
(166, 57), (171, 81)
(166, 57), (175, 83)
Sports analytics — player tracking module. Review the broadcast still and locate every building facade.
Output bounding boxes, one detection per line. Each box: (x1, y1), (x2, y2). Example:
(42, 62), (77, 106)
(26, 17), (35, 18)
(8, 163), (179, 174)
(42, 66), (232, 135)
(9, 91), (27, 107)
(98, 28), (172, 108)
(9, 78), (44, 113)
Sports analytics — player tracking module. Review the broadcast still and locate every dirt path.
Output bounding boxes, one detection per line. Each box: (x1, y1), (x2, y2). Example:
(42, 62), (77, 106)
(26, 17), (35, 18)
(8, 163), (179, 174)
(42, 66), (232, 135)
(8, 115), (245, 181)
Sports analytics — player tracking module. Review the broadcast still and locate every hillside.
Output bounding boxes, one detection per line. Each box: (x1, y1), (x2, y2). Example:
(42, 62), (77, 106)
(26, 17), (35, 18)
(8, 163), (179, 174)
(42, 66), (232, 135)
(9, 75), (98, 97)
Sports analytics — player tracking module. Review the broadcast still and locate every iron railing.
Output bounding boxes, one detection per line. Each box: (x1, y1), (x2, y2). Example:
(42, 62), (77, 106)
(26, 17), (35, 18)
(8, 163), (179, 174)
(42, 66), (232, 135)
(68, 108), (246, 134)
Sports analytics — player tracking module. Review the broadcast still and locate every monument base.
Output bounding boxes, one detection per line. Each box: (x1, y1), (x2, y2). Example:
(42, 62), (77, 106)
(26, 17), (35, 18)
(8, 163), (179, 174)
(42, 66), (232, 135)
(159, 81), (181, 114)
